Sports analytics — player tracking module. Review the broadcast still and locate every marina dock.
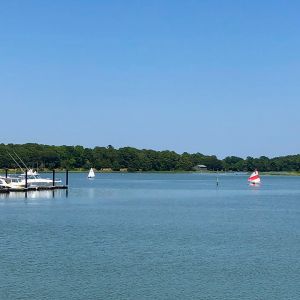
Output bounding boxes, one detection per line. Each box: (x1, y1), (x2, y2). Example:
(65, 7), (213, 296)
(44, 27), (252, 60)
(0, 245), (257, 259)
(0, 170), (69, 194)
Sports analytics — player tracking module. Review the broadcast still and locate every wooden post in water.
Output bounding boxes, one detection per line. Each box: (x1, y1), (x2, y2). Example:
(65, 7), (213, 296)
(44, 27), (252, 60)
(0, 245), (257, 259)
(52, 169), (55, 187)
(25, 169), (28, 189)
(5, 168), (8, 178)
(66, 169), (69, 186)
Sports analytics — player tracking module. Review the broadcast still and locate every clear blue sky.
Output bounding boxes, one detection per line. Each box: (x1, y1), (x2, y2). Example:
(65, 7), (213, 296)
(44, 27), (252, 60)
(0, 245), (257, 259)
(1, 0), (300, 158)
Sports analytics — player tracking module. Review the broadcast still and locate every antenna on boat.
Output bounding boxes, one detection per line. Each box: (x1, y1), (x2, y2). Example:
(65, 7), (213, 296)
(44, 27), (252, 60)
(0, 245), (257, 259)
(7, 152), (25, 173)
(12, 150), (29, 171)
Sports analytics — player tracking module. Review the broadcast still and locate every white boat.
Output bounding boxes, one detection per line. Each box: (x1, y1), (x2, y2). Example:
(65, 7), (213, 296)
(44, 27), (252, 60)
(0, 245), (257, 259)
(88, 168), (95, 178)
(0, 176), (27, 189)
(19, 169), (61, 187)
(7, 151), (62, 187)
(21, 169), (38, 176)
(248, 169), (261, 185)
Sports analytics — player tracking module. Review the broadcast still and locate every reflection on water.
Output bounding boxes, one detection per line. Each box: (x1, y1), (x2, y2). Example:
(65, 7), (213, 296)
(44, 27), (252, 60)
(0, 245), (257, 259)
(0, 189), (68, 199)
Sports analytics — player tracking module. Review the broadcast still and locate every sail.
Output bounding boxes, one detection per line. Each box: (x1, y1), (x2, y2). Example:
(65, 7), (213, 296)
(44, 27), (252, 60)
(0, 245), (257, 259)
(248, 169), (260, 184)
(88, 168), (95, 178)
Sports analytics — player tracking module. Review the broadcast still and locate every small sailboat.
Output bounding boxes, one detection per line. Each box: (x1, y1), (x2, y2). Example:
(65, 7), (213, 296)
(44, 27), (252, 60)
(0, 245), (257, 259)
(248, 169), (261, 185)
(88, 168), (95, 178)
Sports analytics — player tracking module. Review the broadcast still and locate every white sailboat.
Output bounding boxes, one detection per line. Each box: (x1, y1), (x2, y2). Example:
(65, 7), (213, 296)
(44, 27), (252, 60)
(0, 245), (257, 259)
(88, 168), (95, 178)
(248, 169), (261, 185)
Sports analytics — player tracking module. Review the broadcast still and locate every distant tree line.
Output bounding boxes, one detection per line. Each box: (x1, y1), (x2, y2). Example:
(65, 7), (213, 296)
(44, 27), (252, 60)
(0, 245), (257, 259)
(0, 143), (300, 172)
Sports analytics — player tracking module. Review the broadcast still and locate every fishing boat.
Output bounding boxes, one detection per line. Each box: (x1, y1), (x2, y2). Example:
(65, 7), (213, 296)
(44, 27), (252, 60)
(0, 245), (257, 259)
(248, 169), (261, 185)
(88, 168), (95, 178)
(8, 150), (62, 187)
(19, 170), (61, 187)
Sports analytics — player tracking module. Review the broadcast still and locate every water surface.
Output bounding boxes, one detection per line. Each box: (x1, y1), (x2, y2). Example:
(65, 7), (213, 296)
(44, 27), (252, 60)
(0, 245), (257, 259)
(0, 173), (299, 299)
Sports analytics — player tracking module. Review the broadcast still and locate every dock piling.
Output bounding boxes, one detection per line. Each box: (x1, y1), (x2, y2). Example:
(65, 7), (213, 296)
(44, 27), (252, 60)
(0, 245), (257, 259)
(25, 169), (28, 189)
(66, 169), (69, 186)
(52, 169), (55, 187)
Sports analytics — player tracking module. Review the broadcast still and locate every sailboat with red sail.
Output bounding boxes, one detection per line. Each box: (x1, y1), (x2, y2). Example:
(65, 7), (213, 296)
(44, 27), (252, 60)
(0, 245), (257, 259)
(248, 169), (261, 185)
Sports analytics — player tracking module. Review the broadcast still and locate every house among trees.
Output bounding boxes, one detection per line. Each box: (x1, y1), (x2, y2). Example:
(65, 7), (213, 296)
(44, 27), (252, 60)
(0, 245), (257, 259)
(193, 164), (207, 171)
(100, 168), (112, 172)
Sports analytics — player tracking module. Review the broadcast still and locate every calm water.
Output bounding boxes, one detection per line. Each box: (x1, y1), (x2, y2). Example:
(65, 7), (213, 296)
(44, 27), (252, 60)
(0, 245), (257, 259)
(0, 173), (299, 299)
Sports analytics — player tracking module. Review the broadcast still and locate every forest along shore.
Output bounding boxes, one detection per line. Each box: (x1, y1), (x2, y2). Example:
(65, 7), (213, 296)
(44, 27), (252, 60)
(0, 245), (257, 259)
(0, 143), (300, 173)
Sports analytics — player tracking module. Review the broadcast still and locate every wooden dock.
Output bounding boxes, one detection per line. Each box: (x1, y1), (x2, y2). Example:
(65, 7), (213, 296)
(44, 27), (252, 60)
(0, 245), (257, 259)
(0, 185), (68, 193)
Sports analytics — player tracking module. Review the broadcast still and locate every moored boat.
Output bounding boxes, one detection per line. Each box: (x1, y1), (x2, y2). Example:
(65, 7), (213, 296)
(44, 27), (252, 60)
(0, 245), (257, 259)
(19, 170), (62, 187)
(7, 151), (62, 187)
(0, 176), (27, 189)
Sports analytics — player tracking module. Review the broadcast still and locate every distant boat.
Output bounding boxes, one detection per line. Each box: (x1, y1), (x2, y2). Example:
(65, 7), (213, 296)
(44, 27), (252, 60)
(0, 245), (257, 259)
(88, 168), (95, 178)
(248, 169), (261, 185)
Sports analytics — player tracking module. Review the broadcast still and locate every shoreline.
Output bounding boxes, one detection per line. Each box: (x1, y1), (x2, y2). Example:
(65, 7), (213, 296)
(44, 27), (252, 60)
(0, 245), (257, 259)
(1, 169), (300, 176)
